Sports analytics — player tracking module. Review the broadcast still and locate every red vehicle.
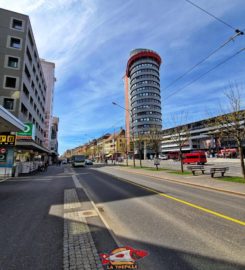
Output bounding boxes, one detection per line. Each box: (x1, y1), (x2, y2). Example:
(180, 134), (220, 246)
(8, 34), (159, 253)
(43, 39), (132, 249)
(183, 151), (207, 165)
(167, 152), (179, 160)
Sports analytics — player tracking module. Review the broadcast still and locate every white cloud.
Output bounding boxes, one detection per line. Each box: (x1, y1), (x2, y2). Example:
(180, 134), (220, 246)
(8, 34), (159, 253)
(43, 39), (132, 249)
(1, 0), (244, 154)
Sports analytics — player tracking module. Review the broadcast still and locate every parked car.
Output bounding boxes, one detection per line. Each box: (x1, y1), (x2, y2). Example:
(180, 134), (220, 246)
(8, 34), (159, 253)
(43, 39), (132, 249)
(85, 159), (93, 165)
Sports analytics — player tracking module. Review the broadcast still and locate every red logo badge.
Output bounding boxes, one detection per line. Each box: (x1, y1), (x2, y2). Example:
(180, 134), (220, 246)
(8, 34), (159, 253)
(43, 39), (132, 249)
(100, 246), (148, 269)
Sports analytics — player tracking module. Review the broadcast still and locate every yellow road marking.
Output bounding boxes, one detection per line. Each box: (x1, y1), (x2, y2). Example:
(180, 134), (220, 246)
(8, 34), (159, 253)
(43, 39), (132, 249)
(117, 177), (245, 226)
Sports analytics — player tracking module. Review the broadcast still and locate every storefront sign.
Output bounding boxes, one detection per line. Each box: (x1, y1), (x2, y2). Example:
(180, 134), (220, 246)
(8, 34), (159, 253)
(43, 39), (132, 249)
(0, 135), (16, 145)
(0, 153), (7, 162)
(16, 123), (35, 140)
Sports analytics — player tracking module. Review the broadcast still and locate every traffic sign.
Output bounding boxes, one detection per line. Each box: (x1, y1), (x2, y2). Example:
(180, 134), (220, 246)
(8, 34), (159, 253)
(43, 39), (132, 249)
(0, 148), (6, 154)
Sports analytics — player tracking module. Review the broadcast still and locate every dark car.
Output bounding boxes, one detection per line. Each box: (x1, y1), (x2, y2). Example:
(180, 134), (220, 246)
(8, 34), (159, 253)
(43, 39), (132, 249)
(85, 159), (93, 165)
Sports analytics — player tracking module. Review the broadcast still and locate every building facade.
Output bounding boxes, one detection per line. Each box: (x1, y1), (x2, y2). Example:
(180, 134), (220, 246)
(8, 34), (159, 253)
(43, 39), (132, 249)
(161, 112), (245, 157)
(125, 48), (162, 158)
(41, 59), (56, 151)
(0, 8), (46, 146)
(50, 116), (59, 160)
(0, 8), (59, 174)
(125, 48), (162, 135)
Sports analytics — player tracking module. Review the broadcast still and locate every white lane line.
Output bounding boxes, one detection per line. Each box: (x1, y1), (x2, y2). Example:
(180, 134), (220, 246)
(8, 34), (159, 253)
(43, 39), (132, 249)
(71, 170), (122, 247)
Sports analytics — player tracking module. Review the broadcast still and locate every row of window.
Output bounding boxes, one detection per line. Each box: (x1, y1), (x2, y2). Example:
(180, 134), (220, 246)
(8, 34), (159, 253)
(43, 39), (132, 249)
(2, 98), (43, 133)
(131, 86), (160, 96)
(9, 16), (35, 52)
(3, 74), (45, 114)
(5, 52), (46, 97)
(23, 87), (44, 124)
(133, 117), (162, 123)
(134, 111), (162, 117)
(133, 104), (161, 110)
(131, 80), (160, 88)
(20, 103), (44, 135)
(131, 92), (160, 100)
(131, 68), (159, 78)
(8, 16), (45, 146)
(135, 124), (162, 129)
(130, 63), (159, 74)
(7, 19), (46, 86)
(130, 74), (160, 84)
(132, 98), (161, 106)
(24, 61), (46, 96)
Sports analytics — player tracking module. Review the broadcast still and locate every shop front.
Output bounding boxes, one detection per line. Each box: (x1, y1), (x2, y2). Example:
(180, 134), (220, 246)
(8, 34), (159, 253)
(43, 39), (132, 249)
(0, 106), (25, 178)
(14, 123), (49, 175)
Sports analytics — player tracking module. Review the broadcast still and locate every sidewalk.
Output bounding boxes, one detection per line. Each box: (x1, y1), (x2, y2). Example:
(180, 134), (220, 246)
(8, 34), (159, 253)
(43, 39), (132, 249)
(97, 165), (245, 196)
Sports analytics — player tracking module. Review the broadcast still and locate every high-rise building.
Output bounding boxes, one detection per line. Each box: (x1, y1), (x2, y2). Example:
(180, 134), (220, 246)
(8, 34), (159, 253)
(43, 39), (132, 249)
(40, 59), (56, 151)
(0, 8), (46, 146)
(125, 48), (162, 138)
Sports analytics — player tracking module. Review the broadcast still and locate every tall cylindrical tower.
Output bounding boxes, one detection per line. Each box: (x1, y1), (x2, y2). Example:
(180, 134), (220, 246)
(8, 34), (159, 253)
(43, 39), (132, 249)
(125, 48), (162, 136)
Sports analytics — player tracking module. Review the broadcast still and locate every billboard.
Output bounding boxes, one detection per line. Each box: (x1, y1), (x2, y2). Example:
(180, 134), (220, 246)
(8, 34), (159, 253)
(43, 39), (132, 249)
(16, 123), (36, 140)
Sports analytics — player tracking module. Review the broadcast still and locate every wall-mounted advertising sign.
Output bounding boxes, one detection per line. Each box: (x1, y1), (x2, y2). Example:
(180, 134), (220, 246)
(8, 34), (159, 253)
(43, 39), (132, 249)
(0, 135), (16, 146)
(16, 123), (35, 140)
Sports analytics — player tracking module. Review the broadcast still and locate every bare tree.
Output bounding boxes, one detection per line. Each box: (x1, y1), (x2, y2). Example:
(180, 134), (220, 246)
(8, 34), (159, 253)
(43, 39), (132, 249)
(210, 84), (245, 179)
(146, 127), (162, 158)
(164, 112), (191, 173)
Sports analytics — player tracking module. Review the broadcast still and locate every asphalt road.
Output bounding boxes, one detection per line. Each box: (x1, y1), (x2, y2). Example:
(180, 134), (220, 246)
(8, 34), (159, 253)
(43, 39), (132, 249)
(0, 165), (73, 270)
(74, 166), (245, 270)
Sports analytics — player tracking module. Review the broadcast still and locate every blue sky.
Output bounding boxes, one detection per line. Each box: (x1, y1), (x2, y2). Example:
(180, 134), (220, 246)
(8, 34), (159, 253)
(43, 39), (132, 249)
(1, 0), (245, 154)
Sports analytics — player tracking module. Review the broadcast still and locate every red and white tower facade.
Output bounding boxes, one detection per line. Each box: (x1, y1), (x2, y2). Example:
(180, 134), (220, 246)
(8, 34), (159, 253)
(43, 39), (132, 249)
(125, 49), (162, 145)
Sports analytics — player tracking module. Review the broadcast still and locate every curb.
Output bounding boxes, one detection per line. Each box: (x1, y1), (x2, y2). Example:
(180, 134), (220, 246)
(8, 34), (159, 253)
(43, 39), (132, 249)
(0, 177), (11, 183)
(102, 167), (245, 197)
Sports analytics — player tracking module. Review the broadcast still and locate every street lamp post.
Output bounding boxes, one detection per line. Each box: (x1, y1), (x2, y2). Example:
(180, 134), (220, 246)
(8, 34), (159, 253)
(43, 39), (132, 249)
(112, 102), (135, 167)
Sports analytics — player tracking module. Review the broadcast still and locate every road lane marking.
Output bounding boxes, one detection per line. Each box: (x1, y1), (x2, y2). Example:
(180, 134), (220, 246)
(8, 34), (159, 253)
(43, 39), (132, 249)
(114, 176), (245, 227)
(71, 170), (122, 246)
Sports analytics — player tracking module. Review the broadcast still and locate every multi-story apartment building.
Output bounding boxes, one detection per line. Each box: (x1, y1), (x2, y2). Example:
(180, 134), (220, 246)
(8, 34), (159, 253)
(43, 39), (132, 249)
(0, 8), (47, 147)
(124, 48), (162, 158)
(41, 59), (56, 151)
(50, 116), (59, 158)
(161, 112), (245, 157)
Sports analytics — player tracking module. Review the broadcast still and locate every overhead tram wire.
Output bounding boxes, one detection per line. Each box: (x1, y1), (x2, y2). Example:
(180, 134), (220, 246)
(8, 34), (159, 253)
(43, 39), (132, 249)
(184, 0), (238, 31)
(165, 0), (244, 91)
(165, 47), (245, 101)
(164, 31), (244, 90)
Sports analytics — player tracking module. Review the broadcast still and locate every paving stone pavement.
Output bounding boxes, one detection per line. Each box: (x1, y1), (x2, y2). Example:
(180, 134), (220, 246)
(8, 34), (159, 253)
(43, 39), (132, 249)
(63, 189), (104, 270)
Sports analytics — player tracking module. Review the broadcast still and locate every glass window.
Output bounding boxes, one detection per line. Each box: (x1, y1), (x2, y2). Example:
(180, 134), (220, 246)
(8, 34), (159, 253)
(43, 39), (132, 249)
(7, 56), (19, 68)
(21, 103), (28, 115)
(10, 37), (21, 49)
(3, 98), (14, 110)
(5, 77), (17, 88)
(23, 83), (29, 98)
(12, 19), (23, 30)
